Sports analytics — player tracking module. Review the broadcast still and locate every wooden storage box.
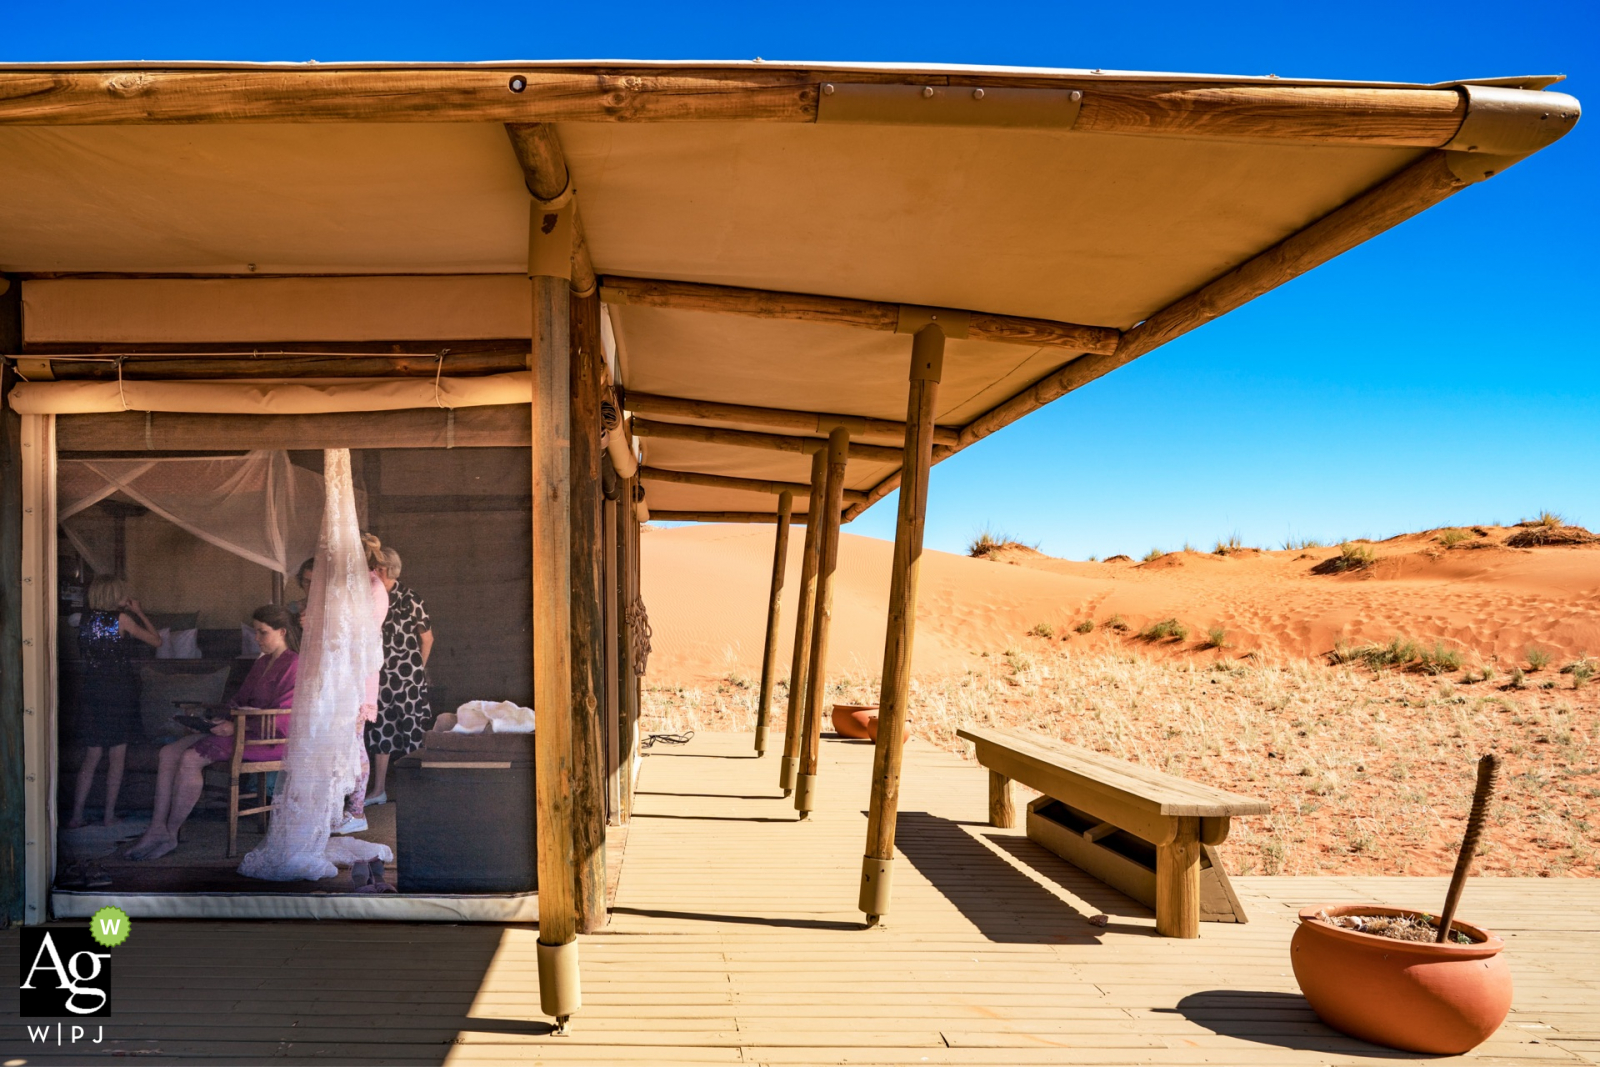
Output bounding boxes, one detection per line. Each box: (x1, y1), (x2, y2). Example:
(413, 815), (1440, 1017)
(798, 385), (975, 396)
(391, 724), (536, 894)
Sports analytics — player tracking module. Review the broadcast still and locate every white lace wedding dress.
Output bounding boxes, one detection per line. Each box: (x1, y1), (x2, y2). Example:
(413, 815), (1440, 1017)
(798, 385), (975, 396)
(239, 449), (392, 882)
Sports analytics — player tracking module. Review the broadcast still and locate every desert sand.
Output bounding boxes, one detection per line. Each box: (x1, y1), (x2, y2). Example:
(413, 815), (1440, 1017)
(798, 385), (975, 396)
(642, 523), (1600, 683)
(638, 523), (1600, 879)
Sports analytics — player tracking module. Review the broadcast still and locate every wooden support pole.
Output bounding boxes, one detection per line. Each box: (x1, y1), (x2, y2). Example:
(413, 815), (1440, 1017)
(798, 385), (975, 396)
(630, 417), (909, 463)
(602, 488), (621, 822)
(530, 208), (580, 1024)
(778, 450), (826, 796)
(569, 289), (607, 934)
(794, 427), (848, 819)
(625, 393), (957, 447)
(859, 323), (944, 922)
(639, 464), (868, 504)
(753, 491), (792, 756)
(618, 476), (640, 821)
(0, 274), (23, 925)
(988, 770), (1014, 829)
(1156, 816), (1203, 938)
(602, 275), (1121, 354)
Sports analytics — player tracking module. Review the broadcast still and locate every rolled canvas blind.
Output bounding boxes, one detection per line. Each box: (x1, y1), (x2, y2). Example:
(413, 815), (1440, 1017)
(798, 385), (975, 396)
(9, 371), (532, 416)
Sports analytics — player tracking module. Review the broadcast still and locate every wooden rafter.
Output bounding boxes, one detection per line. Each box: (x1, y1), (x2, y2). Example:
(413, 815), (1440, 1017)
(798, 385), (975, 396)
(649, 510), (811, 524)
(0, 68), (1491, 152)
(626, 391), (957, 446)
(639, 464), (868, 504)
(631, 417), (908, 465)
(601, 276), (1121, 355)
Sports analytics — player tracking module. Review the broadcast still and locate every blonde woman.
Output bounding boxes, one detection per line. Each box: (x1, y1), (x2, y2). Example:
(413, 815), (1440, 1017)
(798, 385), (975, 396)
(364, 544), (433, 805)
(67, 577), (162, 829)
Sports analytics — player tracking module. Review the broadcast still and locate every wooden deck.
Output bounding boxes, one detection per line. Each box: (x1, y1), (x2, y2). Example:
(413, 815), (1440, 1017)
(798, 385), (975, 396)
(4, 730), (1598, 1065)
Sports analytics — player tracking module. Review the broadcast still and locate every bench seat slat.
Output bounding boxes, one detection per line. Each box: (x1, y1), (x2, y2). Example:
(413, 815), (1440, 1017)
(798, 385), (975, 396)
(956, 725), (1269, 818)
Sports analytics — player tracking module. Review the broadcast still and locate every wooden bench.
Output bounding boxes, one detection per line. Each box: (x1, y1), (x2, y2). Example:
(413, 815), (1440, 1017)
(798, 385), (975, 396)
(957, 725), (1269, 938)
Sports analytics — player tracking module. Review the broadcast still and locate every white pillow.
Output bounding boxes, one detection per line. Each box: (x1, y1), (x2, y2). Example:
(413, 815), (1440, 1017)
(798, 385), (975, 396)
(156, 627), (201, 660)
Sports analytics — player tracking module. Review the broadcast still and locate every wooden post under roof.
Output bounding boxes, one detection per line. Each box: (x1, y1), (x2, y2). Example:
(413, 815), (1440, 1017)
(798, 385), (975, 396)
(778, 450), (826, 797)
(753, 490), (792, 756)
(569, 289), (608, 933)
(617, 474), (641, 821)
(794, 426), (849, 820)
(0, 275), (23, 925)
(859, 322), (945, 922)
(530, 203), (581, 1026)
(602, 480), (622, 821)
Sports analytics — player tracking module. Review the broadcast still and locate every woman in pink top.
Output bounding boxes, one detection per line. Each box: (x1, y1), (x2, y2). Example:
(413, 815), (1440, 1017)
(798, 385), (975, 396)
(126, 605), (299, 861)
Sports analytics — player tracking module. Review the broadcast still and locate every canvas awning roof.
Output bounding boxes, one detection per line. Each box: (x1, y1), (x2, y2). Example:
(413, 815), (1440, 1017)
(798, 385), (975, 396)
(0, 62), (1579, 520)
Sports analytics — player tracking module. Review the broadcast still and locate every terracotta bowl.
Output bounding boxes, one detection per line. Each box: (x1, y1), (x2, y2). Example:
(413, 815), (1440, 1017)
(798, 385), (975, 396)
(864, 714), (911, 744)
(830, 704), (878, 740)
(1291, 904), (1512, 1055)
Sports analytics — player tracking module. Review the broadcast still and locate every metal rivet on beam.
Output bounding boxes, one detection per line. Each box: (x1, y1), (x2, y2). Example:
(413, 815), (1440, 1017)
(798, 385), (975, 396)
(972, 88), (984, 100)
(509, 76), (527, 93)
(922, 86), (934, 98)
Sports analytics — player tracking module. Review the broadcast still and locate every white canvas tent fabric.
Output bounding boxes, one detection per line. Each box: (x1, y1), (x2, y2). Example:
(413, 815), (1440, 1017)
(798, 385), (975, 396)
(239, 448), (390, 882)
(57, 451), (325, 576)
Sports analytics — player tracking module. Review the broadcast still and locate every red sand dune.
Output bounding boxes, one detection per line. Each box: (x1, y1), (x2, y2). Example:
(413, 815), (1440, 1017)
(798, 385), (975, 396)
(641, 524), (1600, 684)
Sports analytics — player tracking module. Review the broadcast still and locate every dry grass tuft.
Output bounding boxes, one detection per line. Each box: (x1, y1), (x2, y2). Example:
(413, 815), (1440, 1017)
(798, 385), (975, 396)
(1313, 541), (1377, 575)
(642, 647), (1600, 878)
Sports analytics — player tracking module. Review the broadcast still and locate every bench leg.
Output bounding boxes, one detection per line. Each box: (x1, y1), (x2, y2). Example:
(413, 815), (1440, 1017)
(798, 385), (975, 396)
(1156, 816), (1201, 938)
(988, 770), (1014, 829)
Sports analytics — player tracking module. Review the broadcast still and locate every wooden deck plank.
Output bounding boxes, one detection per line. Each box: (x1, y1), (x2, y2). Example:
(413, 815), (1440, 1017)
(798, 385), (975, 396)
(1, 730), (1595, 1067)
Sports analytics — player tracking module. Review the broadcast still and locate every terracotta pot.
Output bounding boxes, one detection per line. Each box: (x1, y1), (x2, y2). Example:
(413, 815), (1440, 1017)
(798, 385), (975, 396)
(1291, 904), (1512, 1055)
(864, 714), (910, 744)
(830, 704), (877, 740)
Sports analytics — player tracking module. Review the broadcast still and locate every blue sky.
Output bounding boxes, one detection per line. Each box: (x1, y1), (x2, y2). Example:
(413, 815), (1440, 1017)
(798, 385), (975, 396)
(7, 1), (1594, 559)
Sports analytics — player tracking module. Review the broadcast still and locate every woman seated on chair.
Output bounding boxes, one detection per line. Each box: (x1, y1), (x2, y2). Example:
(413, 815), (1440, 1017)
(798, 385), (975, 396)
(127, 605), (299, 861)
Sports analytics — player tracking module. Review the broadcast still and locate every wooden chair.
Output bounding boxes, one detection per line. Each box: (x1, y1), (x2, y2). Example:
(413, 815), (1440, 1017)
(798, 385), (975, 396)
(219, 707), (288, 858)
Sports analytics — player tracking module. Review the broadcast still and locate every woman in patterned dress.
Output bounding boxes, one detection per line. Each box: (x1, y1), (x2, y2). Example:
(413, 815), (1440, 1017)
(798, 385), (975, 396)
(364, 544), (433, 804)
(67, 577), (164, 829)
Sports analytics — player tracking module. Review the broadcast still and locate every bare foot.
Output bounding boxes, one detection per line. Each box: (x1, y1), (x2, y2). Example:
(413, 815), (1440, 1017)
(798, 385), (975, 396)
(66, 816), (88, 830)
(125, 831), (173, 860)
(139, 837), (178, 861)
(101, 815), (124, 829)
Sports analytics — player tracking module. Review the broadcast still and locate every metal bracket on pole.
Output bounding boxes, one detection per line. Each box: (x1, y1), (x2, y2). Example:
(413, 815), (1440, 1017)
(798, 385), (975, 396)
(537, 938), (582, 1026)
(529, 200), (577, 281)
(859, 855), (895, 921)
(895, 305), (969, 339)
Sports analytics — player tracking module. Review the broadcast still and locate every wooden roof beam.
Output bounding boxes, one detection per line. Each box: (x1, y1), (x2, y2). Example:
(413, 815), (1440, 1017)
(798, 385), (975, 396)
(649, 510), (810, 524)
(625, 391), (958, 447)
(601, 276), (1121, 355)
(631, 417), (909, 465)
(639, 464), (868, 504)
(2, 69), (1578, 154)
(505, 123), (596, 297)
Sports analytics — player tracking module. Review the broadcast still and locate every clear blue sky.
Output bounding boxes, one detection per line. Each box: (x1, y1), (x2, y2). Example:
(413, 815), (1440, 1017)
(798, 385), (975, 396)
(8, 2), (1594, 559)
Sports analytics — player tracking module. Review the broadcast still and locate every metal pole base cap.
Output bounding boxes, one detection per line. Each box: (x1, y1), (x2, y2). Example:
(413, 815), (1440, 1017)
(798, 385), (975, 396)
(537, 938), (582, 1020)
(859, 855), (895, 917)
(779, 755), (799, 792)
(794, 773), (818, 813)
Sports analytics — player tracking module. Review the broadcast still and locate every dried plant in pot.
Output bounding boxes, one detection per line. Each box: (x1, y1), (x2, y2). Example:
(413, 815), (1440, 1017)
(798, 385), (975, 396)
(1291, 755), (1511, 1055)
(830, 703), (877, 740)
